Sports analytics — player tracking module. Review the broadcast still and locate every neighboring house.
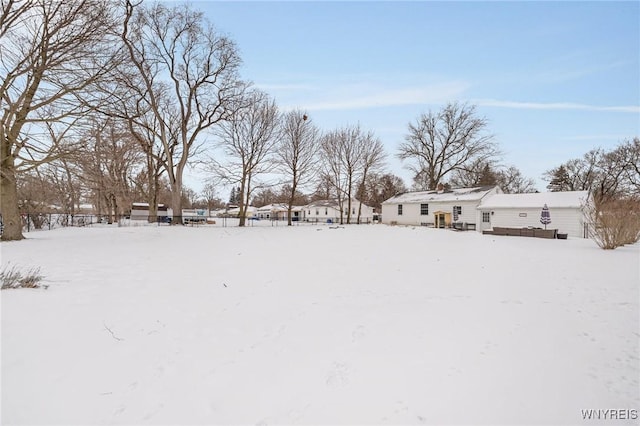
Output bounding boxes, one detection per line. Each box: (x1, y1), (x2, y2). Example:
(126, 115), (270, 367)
(304, 199), (374, 224)
(130, 203), (169, 221)
(256, 203), (305, 221)
(226, 206), (257, 218)
(477, 191), (590, 238)
(381, 186), (501, 229)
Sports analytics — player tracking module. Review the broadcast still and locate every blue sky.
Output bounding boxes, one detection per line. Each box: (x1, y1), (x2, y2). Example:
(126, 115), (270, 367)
(190, 0), (639, 193)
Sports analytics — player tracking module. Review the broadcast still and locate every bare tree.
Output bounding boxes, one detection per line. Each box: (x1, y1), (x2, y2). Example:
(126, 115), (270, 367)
(120, 1), (243, 226)
(77, 119), (142, 223)
(448, 158), (499, 188)
(320, 125), (385, 224)
(450, 159), (537, 193)
(212, 91), (280, 226)
(200, 182), (223, 212)
(361, 173), (407, 213)
(320, 126), (358, 224)
(495, 166), (537, 193)
(586, 196), (640, 249)
(544, 141), (638, 204)
(355, 132), (386, 224)
(397, 102), (499, 191)
(276, 110), (320, 225)
(0, 0), (120, 240)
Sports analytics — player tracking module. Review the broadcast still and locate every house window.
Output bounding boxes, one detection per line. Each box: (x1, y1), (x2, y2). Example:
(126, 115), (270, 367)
(352, 208), (355, 214)
(482, 212), (490, 223)
(420, 204), (429, 215)
(325, 208), (328, 215)
(316, 209), (319, 215)
(308, 209), (311, 215)
(453, 206), (462, 215)
(398, 204), (403, 215)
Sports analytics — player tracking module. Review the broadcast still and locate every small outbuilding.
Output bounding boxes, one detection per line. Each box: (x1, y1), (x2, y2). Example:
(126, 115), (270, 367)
(477, 191), (590, 238)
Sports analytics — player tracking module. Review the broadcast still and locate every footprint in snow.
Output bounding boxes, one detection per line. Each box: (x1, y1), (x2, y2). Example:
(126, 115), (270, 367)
(326, 362), (350, 387)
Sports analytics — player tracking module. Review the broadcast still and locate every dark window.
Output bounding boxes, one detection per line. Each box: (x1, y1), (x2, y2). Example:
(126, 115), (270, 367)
(482, 212), (490, 223)
(398, 204), (403, 215)
(453, 206), (462, 215)
(420, 204), (429, 215)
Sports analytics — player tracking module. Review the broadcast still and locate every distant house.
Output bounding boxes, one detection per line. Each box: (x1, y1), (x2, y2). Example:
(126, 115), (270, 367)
(381, 186), (501, 229)
(256, 203), (304, 221)
(304, 199), (374, 224)
(477, 191), (590, 238)
(226, 206), (257, 218)
(130, 203), (169, 221)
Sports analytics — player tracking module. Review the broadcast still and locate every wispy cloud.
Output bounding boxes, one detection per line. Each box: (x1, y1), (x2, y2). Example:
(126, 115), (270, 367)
(288, 81), (470, 111)
(561, 134), (630, 142)
(474, 98), (640, 113)
(254, 83), (316, 91)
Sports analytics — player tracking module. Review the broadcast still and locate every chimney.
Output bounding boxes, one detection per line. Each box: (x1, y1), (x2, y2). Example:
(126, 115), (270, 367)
(437, 183), (444, 193)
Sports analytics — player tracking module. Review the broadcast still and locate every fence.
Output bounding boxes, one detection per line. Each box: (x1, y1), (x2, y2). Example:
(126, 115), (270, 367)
(5, 212), (377, 235)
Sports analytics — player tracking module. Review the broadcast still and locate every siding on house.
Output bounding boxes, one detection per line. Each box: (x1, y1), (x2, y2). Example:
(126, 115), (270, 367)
(485, 208), (587, 238)
(477, 191), (590, 238)
(304, 199), (374, 223)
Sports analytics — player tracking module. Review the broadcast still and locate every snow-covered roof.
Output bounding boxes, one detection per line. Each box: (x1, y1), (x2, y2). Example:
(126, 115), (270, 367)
(227, 206), (257, 214)
(383, 186), (498, 204)
(478, 191), (590, 209)
(305, 199), (371, 209)
(256, 203), (290, 212)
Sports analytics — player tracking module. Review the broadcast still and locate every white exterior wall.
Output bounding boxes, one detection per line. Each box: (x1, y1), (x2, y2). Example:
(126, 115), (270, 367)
(382, 200), (482, 227)
(482, 207), (587, 238)
(305, 202), (374, 223)
(305, 205), (341, 221)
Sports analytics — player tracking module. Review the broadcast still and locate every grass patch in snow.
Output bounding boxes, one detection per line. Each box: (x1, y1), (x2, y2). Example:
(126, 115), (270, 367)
(1, 264), (46, 290)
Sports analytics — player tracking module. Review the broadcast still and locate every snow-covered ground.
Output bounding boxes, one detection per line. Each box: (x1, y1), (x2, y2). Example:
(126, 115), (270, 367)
(1, 224), (638, 425)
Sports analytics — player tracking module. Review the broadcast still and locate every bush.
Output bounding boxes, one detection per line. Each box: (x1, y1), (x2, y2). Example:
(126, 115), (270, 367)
(587, 197), (640, 250)
(1, 264), (46, 289)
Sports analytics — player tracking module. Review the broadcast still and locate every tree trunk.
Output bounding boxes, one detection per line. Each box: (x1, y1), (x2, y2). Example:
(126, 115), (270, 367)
(147, 155), (158, 223)
(0, 153), (24, 241)
(287, 177), (297, 226)
(238, 175), (248, 227)
(170, 181), (183, 225)
(148, 190), (158, 223)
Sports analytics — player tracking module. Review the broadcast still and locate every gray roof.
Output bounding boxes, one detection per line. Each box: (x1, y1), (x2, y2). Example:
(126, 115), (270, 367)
(382, 186), (498, 204)
(478, 191), (589, 209)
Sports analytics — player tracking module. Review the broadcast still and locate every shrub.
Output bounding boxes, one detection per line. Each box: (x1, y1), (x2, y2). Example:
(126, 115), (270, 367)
(587, 197), (640, 250)
(1, 264), (46, 289)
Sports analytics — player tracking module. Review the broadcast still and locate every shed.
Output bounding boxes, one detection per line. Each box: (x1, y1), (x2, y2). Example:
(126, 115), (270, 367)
(477, 191), (590, 238)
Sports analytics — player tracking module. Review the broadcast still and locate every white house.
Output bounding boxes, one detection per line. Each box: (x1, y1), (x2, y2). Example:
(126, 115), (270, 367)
(226, 206), (257, 218)
(381, 186), (501, 229)
(130, 203), (169, 221)
(477, 191), (590, 238)
(255, 203), (305, 221)
(304, 199), (374, 224)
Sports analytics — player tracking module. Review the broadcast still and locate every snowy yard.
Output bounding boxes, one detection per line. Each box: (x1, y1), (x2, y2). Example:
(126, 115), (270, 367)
(1, 224), (638, 425)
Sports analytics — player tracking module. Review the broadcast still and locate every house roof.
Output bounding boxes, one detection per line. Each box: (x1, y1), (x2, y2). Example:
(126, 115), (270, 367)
(478, 191), (590, 209)
(256, 203), (304, 212)
(306, 199), (371, 209)
(382, 186), (498, 204)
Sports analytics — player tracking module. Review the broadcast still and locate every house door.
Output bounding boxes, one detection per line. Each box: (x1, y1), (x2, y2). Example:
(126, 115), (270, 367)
(434, 212), (451, 228)
(480, 211), (491, 231)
